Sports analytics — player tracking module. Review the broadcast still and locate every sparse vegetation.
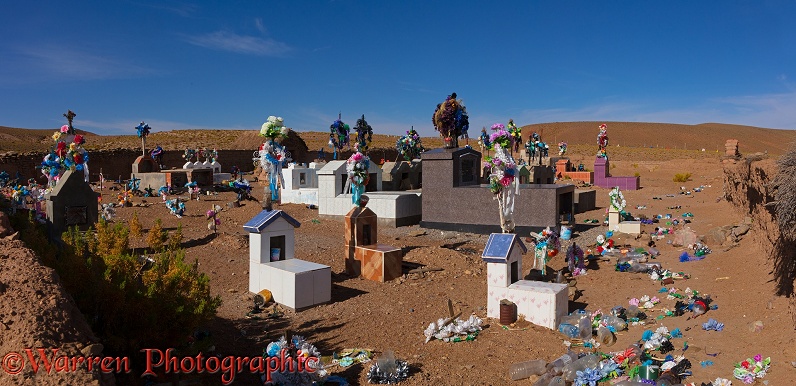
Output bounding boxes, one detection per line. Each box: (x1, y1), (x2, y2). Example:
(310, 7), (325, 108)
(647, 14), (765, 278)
(673, 173), (692, 182)
(10, 213), (221, 360)
(129, 211), (142, 238)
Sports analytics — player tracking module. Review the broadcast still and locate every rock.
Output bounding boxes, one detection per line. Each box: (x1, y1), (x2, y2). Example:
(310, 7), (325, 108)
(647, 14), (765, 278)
(707, 227), (728, 246)
(0, 211), (13, 237)
(81, 343), (104, 357)
(732, 224), (750, 237)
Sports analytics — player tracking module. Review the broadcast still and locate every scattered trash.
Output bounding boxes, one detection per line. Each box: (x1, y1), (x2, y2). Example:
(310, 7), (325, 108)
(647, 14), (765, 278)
(749, 320), (764, 333)
(331, 348), (372, 368)
(366, 350), (409, 384)
(263, 335), (328, 385)
(423, 315), (483, 343)
(702, 318), (725, 331)
(733, 354), (771, 384)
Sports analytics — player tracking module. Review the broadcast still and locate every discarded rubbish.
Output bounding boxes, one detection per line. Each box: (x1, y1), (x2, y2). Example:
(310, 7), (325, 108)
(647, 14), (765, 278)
(367, 350), (409, 384)
(508, 359), (546, 380)
(423, 315), (483, 343)
(733, 354), (771, 383)
(750, 320), (764, 332)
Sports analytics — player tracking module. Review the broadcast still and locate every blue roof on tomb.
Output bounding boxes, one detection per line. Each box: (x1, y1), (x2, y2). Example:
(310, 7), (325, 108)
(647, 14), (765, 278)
(481, 233), (526, 262)
(243, 210), (301, 233)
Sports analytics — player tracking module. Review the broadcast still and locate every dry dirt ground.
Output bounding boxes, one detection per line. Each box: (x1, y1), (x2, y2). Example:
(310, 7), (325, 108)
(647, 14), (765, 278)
(44, 155), (786, 386)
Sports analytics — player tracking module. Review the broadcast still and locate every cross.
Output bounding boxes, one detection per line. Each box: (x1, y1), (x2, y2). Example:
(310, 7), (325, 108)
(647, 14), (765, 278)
(63, 110), (76, 133)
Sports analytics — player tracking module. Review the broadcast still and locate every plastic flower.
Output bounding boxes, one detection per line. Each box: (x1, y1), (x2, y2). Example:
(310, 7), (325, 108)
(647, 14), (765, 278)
(754, 354), (762, 362)
(74, 134), (85, 145)
(574, 367), (602, 386)
(52, 132), (61, 141)
(60, 125), (69, 133)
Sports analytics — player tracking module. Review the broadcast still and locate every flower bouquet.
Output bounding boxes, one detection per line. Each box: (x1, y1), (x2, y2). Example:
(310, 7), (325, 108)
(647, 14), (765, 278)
(328, 116), (350, 159)
(733, 354), (770, 384)
(558, 141), (568, 156)
(40, 118), (90, 187)
(353, 114), (373, 152)
(263, 335), (328, 385)
(507, 119), (521, 153)
(259, 116), (290, 203)
(260, 116), (288, 141)
(432, 92), (469, 148)
(396, 128), (425, 161)
(597, 124), (609, 158)
(484, 123), (518, 233)
(346, 148), (370, 206)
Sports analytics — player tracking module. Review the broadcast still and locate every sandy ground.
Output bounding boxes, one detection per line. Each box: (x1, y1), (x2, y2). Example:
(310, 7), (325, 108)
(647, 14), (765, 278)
(61, 155), (790, 386)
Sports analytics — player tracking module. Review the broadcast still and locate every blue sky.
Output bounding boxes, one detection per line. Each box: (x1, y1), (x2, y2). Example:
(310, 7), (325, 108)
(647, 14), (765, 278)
(1, 1), (795, 136)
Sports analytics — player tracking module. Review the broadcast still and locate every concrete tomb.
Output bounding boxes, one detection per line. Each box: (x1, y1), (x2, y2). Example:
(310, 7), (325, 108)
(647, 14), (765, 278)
(344, 201), (403, 282)
(482, 233), (568, 329)
(421, 148), (575, 234)
(593, 157), (640, 190)
(244, 210), (331, 310)
(45, 169), (99, 240)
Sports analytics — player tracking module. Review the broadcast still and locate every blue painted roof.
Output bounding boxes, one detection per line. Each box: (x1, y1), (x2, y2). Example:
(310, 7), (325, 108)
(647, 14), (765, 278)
(243, 210), (301, 233)
(481, 233), (526, 262)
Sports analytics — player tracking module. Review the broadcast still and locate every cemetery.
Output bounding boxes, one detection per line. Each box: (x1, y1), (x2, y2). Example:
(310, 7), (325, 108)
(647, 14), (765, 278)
(0, 105), (791, 386)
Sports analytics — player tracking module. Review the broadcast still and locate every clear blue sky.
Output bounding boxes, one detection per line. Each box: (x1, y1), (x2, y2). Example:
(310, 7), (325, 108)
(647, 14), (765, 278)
(2, 1), (795, 136)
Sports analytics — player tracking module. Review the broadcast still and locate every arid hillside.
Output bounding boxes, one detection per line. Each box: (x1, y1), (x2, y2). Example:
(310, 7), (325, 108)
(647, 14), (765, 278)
(2, 121), (794, 156)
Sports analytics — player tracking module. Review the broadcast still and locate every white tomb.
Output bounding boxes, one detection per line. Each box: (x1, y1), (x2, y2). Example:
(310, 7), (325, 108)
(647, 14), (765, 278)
(482, 233), (568, 329)
(317, 161), (421, 227)
(280, 162), (324, 206)
(244, 210), (331, 310)
(608, 206), (641, 235)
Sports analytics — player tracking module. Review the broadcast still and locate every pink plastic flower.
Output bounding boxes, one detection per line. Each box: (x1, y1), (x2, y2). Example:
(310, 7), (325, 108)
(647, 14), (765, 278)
(499, 176), (513, 187)
(754, 354), (762, 362)
(629, 298), (639, 306)
(650, 296), (660, 304)
(60, 125), (69, 133)
(352, 153), (363, 161)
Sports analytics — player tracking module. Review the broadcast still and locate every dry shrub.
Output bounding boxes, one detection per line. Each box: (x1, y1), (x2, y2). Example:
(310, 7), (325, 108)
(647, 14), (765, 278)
(146, 218), (167, 252)
(129, 211), (142, 238)
(673, 173), (692, 182)
(772, 143), (796, 296)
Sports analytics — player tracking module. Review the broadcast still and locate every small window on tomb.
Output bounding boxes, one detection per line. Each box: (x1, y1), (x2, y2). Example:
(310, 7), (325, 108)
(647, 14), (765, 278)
(461, 159), (475, 184)
(366, 173), (378, 192)
(269, 235), (286, 261)
(510, 260), (519, 284)
(361, 224), (372, 245)
(299, 173), (307, 186)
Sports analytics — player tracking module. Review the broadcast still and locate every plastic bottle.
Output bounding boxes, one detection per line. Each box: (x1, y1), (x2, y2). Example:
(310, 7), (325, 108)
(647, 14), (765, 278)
(625, 305), (641, 319)
(531, 373), (554, 386)
(562, 354), (600, 382)
(596, 326), (616, 346)
(578, 314), (593, 340)
(508, 359), (547, 381)
(545, 352), (574, 373)
(655, 371), (681, 386)
(602, 315), (627, 331)
(547, 375), (565, 386)
(558, 323), (579, 338)
(692, 300), (707, 317)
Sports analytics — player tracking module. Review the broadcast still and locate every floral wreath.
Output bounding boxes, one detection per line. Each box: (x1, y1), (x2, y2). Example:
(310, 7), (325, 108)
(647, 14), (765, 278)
(40, 119), (90, 187)
(609, 187), (626, 212)
(136, 121), (151, 138)
(346, 149), (371, 187)
(396, 128), (425, 161)
(353, 114), (373, 152)
(182, 148), (196, 162)
(733, 354), (770, 384)
(329, 117), (350, 151)
(432, 92), (469, 141)
(558, 141), (568, 155)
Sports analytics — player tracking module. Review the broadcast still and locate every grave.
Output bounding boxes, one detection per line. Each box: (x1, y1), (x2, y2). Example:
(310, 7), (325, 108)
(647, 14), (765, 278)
(280, 162), (324, 206)
(131, 155), (158, 174)
(344, 198), (403, 282)
(45, 169), (99, 240)
(381, 160), (421, 191)
(481, 233), (568, 329)
(317, 161), (421, 227)
(574, 189), (596, 213)
(608, 206), (641, 235)
(244, 210), (331, 311)
(593, 157), (640, 190)
(555, 159), (594, 185)
(421, 148), (575, 234)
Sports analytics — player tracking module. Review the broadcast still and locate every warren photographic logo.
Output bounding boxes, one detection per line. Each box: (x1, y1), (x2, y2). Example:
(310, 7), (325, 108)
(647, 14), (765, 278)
(142, 348), (319, 385)
(2, 348), (130, 375)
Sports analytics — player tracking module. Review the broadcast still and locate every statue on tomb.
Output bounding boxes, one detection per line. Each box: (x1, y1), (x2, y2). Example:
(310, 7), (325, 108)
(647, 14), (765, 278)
(432, 92), (469, 149)
(396, 127), (425, 161)
(259, 115), (289, 210)
(485, 123), (518, 233)
(328, 114), (350, 160)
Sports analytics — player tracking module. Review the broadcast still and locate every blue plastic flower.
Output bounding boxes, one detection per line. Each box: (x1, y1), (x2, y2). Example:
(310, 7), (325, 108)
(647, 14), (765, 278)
(670, 328), (683, 338)
(641, 330), (653, 341)
(575, 367), (602, 386)
(702, 318), (724, 331)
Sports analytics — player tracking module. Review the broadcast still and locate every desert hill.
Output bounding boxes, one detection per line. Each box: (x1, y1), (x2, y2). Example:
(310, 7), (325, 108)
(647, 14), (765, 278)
(1, 121), (794, 157)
